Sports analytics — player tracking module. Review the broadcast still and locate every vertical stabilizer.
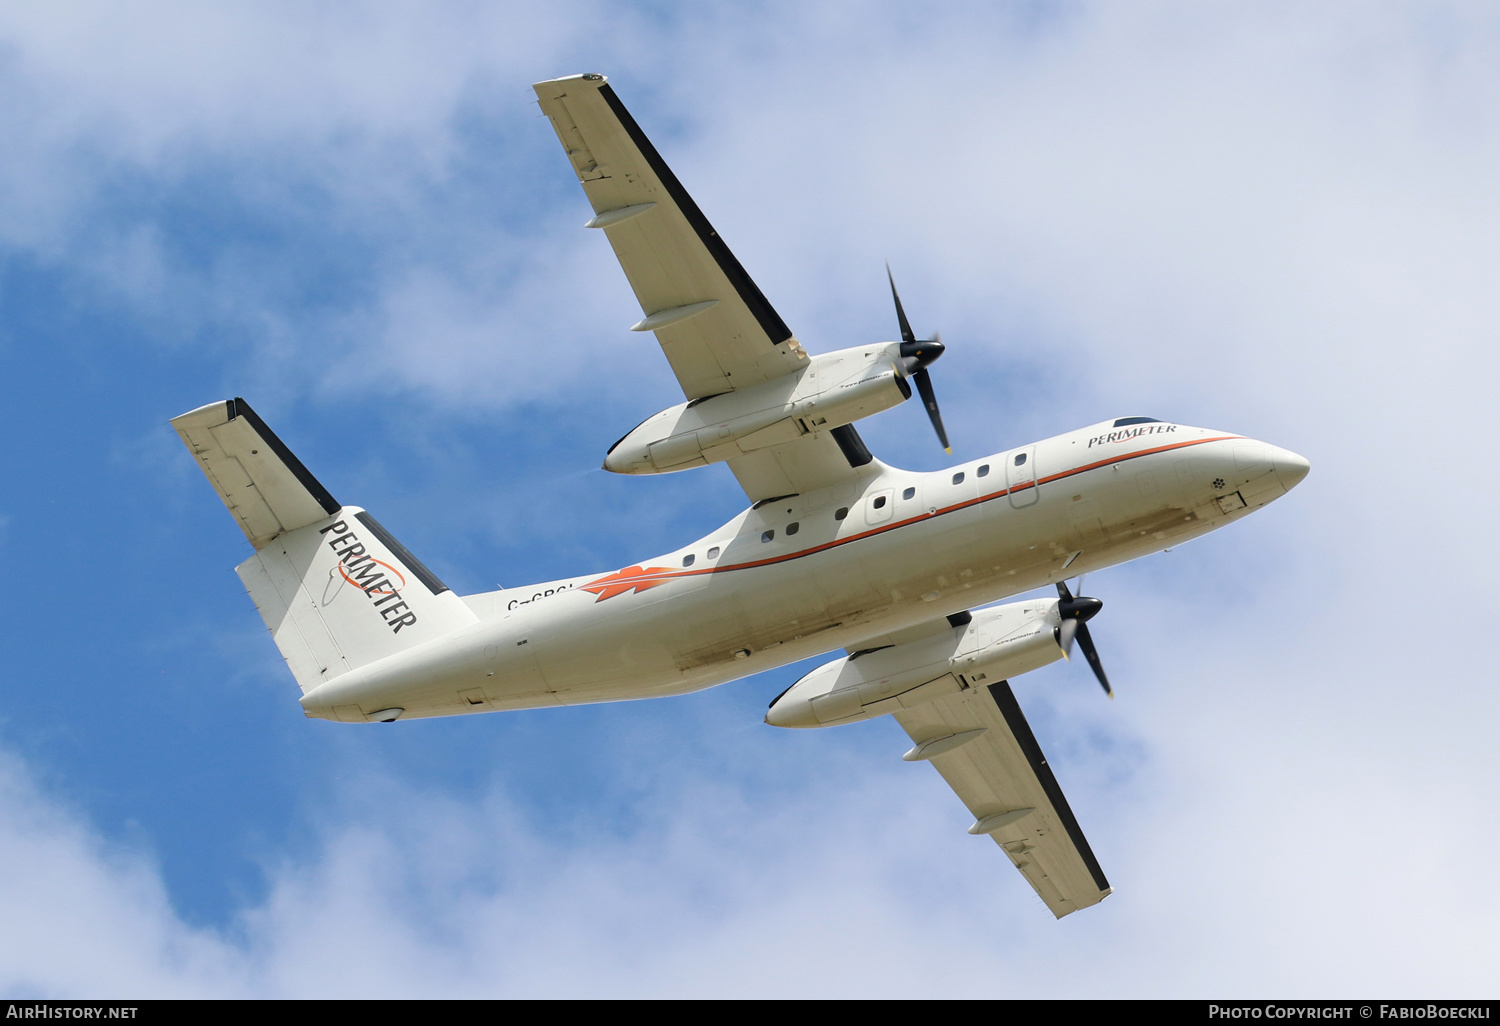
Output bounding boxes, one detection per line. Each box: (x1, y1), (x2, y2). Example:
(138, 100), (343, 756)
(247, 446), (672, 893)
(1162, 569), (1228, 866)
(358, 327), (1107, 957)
(173, 400), (478, 694)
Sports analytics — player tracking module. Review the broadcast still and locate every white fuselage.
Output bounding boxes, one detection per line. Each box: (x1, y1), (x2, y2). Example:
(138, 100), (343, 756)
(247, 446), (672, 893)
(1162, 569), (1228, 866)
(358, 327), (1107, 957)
(298, 419), (1308, 722)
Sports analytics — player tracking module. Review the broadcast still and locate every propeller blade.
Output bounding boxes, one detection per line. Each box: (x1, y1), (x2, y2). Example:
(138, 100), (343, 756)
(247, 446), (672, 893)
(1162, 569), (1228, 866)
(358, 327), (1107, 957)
(1055, 578), (1112, 696)
(1057, 617), (1079, 659)
(1074, 622), (1113, 698)
(884, 266), (949, 452)
(886, 263), (916, 344)
(913, 367), (951, 453)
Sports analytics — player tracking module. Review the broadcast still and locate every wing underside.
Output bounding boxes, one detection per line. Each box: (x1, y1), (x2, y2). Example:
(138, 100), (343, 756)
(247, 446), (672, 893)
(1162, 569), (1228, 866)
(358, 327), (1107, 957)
(535, 73), (879, 503)
(533, 74), (809, 400)
(894, 682), (1112, 918)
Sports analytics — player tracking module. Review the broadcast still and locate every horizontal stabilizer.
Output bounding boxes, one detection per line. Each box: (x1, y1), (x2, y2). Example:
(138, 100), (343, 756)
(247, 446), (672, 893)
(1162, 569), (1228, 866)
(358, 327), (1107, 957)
(171, 398), (340, 548)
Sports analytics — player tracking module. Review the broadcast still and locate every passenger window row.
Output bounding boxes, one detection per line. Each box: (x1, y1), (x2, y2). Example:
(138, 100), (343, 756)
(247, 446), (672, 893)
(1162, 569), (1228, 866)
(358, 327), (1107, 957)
(681, 545), (722, 567)
(761, 519), (802, 543)
(680, 463), (1000, 565)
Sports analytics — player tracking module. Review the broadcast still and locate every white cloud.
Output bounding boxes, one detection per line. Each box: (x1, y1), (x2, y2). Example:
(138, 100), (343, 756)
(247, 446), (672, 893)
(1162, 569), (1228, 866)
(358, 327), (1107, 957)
(0, 752), (241, 997)
(0, 641), (1494, 999)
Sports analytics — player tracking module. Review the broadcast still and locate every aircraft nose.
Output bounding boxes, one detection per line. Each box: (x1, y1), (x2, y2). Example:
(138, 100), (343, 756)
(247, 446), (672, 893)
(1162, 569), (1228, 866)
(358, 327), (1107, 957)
(1270, 446), (1310, 492)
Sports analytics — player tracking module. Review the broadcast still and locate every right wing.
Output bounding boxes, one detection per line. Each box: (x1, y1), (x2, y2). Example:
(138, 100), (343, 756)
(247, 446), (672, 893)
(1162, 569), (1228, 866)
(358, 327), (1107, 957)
(894, 682), (1112, 918)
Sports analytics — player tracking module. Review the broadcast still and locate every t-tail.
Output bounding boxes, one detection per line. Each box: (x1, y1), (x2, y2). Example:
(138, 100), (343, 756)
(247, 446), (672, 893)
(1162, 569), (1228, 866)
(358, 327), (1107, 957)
(171, 399), (478, 701)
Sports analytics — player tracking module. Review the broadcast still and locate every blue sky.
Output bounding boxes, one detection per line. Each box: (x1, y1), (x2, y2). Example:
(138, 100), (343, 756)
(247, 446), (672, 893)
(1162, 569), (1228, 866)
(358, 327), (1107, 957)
(0, 1), (1497, 997)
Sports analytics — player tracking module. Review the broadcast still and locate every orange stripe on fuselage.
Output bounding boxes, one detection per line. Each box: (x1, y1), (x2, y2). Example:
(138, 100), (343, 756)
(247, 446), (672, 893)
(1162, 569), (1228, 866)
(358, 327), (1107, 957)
(584, 434), (1239, 596)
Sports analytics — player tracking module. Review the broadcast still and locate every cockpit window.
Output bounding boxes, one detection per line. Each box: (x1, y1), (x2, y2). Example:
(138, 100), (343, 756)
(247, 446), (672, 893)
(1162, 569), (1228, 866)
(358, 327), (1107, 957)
(1113, 416), (1160, 427)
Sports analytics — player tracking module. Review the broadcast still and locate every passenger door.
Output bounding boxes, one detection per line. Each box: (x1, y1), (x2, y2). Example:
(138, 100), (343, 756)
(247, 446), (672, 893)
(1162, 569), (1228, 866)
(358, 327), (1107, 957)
(1006, 446), (1038, 508)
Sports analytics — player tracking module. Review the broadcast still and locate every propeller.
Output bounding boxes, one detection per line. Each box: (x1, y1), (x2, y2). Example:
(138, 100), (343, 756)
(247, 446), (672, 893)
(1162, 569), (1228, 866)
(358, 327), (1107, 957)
(1055, 577), (1113, 698)
(886, 264), (950, 453)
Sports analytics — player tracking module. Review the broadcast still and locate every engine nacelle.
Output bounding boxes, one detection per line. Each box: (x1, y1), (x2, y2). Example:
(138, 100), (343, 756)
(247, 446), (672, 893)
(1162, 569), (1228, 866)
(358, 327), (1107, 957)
(766, 600), (1065, 728)
(604, 343), (910, 474)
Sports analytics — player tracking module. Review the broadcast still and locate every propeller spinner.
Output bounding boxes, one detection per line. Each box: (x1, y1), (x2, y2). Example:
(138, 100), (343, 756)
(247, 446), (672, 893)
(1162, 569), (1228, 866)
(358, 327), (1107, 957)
(886, 265), (950, 453)
(1055, 578), (1113, 698)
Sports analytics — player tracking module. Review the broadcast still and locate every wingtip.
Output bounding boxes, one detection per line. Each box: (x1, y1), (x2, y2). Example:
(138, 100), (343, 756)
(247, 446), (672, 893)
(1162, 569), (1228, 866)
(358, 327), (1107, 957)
(532, 72), (608, 90)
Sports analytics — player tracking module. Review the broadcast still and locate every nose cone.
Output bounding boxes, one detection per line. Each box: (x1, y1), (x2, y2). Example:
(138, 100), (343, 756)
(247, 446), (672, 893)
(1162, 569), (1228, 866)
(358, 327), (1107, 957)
(1270, 446), (1311, 492)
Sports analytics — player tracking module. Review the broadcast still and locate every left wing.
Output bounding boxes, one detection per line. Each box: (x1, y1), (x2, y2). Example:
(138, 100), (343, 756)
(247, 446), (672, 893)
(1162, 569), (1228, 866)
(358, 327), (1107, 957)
(533, 73), (808, 400)
(895, 682), (1112, 918)
(535, 73), (880, 503)
(725, 424), (879, 501)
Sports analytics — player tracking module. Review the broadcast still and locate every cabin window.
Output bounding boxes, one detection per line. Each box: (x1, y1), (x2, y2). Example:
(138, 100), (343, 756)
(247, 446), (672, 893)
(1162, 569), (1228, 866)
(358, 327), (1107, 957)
(977, 464), (990, 477)
(786, 521), (800, 536)
(1014, 452), (1027, 466)
(707, 546), (720, 559)
(902, 487), (915, 500)
(762, 530), (775, 542)
(872, 495), (887, 509)
(952, 472), (965, 485)
(682, 554), (695, 567)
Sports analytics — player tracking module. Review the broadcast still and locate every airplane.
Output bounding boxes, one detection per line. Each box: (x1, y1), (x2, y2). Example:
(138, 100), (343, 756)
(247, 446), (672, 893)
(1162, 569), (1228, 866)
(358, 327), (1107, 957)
(171, 73), (1309, 918)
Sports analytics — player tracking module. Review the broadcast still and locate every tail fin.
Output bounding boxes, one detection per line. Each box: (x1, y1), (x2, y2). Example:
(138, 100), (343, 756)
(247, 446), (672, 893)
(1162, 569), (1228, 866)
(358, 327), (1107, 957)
(172, 400), (478, 693)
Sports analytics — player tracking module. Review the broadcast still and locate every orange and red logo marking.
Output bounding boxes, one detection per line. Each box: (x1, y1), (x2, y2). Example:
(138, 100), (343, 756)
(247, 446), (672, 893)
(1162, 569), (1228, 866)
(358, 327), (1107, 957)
(581, 565), (677, 602)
